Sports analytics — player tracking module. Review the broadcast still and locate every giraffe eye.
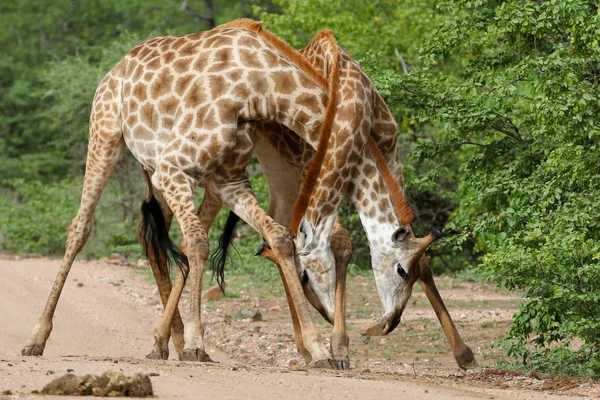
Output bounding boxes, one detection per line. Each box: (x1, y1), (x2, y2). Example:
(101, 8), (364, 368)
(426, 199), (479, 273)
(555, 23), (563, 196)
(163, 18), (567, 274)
(301, 270), (309, 285)
(396, 264), (408, 280)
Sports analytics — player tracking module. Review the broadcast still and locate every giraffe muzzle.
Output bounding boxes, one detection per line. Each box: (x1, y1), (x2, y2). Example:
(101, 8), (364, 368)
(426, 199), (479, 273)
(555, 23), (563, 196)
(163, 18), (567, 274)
(381, 308), (403, 335)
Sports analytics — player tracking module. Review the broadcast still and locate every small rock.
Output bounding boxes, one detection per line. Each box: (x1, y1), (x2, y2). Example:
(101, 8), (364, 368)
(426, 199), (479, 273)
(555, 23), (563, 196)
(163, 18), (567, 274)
(136, 259), (148, 267)
(46, 370), (55, 375)
(203, 284), (224, 302)
(248, 310), (262, 322)
(67, 369), (74, 372)
(287, 358), (299, 367)
(108, 253), (127, 265)
(231, 311), (245, 320)
(2, 390), (12, 395)
(361, 334), (370, 344)
(269, 305), (282, 312)
(77, 282), (84, 288)
(378, 338), (388, 345)
(529, 371), (540, 380)
(42, 371), (153, 397)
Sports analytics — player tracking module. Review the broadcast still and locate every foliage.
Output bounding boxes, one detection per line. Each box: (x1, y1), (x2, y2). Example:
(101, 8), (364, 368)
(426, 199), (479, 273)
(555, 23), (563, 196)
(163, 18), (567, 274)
(389, 0), (600, 377)
(0, 179), (78, 254)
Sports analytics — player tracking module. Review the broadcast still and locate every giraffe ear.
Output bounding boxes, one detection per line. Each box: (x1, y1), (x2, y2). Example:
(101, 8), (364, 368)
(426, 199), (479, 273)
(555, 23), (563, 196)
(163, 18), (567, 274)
(296, 217), (315, 251)
(391, 226), (410, 243)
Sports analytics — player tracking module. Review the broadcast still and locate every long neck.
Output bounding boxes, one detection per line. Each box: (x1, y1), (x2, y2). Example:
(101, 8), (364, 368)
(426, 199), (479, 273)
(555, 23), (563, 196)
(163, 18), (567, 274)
(348, 151), (401, 256)
(299, 47), (374, 232)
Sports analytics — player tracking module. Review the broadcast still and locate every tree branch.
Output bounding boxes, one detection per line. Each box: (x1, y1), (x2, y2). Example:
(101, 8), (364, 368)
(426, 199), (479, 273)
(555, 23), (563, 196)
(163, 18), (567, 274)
(458, 141), (512, 150)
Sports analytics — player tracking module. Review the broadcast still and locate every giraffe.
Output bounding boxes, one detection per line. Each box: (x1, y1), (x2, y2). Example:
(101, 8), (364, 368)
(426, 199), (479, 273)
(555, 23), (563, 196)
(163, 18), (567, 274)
(21, 20), (352, 368)
(210, 32), (477, 369)
(127, 23), (459, 370)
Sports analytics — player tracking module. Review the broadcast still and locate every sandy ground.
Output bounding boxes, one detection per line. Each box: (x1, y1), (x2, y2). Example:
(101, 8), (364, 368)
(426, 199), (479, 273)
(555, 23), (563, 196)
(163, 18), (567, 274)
(0, 257), (596, 399)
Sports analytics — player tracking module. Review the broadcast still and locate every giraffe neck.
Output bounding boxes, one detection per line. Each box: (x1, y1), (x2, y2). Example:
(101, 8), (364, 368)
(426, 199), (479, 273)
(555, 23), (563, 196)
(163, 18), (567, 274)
(349, 151), (402, 261)
(294, 36), (374, 235)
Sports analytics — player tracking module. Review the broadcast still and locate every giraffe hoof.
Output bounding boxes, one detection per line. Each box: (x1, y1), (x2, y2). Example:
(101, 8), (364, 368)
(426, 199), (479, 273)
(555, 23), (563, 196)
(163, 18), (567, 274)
(146, 348), (169, 360)
(21, 344), (44, 356)
(308, 358), (335, 369)
(179, 348), (214, 362)
(333, 360), (350, 370)
(456, 346), (479, 370)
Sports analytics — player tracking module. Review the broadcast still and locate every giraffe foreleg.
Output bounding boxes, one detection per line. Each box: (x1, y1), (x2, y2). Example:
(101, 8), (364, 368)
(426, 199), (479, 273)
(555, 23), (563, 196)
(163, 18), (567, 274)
(256, 242), (311, 363)
(329, 217), (351, 370)
(417, 256), (478, 369)
(147, 166), (212, 362)
(210, 178), (334, 369)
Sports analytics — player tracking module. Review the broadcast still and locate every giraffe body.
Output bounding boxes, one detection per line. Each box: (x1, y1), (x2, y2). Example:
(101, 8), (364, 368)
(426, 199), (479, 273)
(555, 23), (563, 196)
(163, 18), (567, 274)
(22, 21), (344, 367)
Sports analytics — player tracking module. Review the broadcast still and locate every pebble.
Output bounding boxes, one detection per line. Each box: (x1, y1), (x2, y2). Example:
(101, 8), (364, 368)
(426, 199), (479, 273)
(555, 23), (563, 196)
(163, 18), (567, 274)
(136, 259), (148, 267)
(268, 305), (282, 312)
(249, 310), (262, 322)
(204, 284), (224, 302)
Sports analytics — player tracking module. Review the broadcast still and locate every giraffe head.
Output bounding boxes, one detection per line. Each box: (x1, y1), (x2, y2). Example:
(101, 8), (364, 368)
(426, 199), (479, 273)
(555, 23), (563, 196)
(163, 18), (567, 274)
(356, 138), (442, 334)
(293, 216), (337, 323)
(371, 225), (440, 334)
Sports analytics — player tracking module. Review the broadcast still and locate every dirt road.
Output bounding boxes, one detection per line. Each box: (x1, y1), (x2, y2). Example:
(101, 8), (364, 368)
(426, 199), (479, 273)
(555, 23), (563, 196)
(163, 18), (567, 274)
(0, 258), (593, 399)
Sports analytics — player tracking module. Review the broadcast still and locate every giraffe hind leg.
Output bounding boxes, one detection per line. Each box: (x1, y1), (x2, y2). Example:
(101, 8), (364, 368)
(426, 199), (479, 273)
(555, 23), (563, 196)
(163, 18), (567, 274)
(22, 124), (124, 356)
(137, 183), (186, 356)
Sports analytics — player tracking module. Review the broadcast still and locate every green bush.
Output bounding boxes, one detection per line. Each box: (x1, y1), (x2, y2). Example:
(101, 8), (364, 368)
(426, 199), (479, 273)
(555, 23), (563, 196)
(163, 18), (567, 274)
(396, 0), (600, 377)
(0, 179), (78, 254)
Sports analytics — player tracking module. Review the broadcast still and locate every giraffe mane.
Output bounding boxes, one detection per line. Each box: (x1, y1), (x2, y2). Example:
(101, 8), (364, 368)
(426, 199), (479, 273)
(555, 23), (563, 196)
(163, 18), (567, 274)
(289, 30), (340, 233)
(366, 137), (414, 225)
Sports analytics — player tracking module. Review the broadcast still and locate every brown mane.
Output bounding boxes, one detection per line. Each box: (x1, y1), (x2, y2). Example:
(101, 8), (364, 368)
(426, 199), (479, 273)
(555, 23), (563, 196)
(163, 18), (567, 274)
(366, 137), (414, 225)
(289, 30), (340, 232)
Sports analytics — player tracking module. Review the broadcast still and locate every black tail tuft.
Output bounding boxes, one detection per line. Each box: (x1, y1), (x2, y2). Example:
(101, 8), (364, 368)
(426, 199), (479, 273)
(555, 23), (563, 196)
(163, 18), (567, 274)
(209, 211), (241, 293)
(139, 196), (189, 280)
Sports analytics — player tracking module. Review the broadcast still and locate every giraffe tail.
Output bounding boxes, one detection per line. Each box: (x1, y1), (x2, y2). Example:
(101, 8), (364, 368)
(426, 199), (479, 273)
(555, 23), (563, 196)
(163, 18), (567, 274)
(138, 192), (189, 280)
(209, 210), (241, 293)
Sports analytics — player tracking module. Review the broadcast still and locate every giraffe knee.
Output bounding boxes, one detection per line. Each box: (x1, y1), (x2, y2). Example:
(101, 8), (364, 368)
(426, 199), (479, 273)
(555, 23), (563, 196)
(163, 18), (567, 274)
(188, 237), (209, 262)
(270, 235), (295, 260)
(66, 215), (93, 253)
